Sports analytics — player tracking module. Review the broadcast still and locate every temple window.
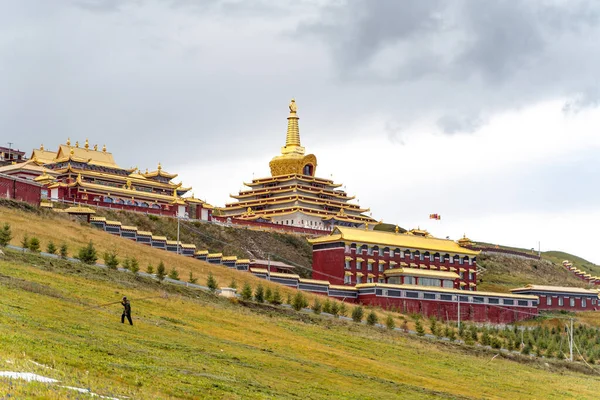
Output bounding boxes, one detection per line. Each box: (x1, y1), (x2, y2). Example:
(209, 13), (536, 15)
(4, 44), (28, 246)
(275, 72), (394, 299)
(546, 297), (552, 306)
(582, 298), (587, 308)
(569, 298), (575, 307)
(367, 262), (373, 271)
(345, 261), (351, 270)
(442, 280), (453, 288)
(389, 249), (394, 257)
(468, 272), (474, 280)
(367, 247), (373, 256)
(558, 297), (564, 306)
(367, 277), (373, 284)
(344, 275), (351, 284)
(356, 261), (362, 270)
(404, 276), (416, 285)
(378, 264), (383, 272)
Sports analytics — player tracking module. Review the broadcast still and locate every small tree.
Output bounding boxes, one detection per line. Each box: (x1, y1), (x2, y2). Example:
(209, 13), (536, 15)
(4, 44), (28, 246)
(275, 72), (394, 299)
(241, 282), (253, 301)
(339, 302), (348, 317)
(21, 234), (29, 252)
(429, 317), (439, 336)
(366, 311), (378, 326)
(264, 287), (273, 303)
(156, 261), (166, 282)
(270, 288), (282, 305)
(168, 268), (180, 280)
(77, 241), (98, 265)
(122, 257), (131, 270)
(311, 298), (322, 314)
(59, 243), (68, 259)
(286, 293), (292, 305)
(415, 318), (425, 336)
(28, 237), (40, 253)
(330, 301), (340, 318)
(188, 271), (198, 284)
(229, 278), (237, 290)
(351, 306), (364, 323)
(292, 291), (306, 311)
(385, 315), (395, 330)
(129, 258), (140, 275)
(207, 272), (218, 292)
(254, 284), (265, 303)
(103, 249), (119, 269)
(146, 264), (154, 274)
(322, 299), (332, 314)
(46, 241), (57, 255)
(0, 223), (12, 247)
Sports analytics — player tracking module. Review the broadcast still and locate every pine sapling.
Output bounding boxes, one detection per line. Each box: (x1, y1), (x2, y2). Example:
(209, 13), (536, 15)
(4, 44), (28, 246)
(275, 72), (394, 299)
(207, 272), (218, 292)
(59, 243), (68, 259)
(366, 311), (378, 326)
(46, 241), (57, 255)
(385, 315), (395, 330)
(254, 284), (265, 303)
(156, 261), (166, 282)
(188, 271), (198, 284)
(28, 237), (40, 253)
(241, 282), (253, 301)
(168, 268), (180, 280)
(0, 223), (12, 247)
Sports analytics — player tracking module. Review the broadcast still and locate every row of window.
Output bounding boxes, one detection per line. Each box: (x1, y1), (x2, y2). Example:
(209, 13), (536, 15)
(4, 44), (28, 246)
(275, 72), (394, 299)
(344, 260), (475, 280)
(345, 247), (475, 265)
(545, 296), (596, 308)
(374, 289), (535, 306)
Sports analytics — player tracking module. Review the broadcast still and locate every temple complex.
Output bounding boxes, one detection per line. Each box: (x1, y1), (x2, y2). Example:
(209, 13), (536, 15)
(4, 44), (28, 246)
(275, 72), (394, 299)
(0, 139), (213, 219)
(220, 99), (376, 230)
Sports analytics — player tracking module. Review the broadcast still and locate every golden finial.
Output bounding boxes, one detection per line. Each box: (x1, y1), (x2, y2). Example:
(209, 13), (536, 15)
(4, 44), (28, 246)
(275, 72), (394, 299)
(40, 144), (44, 151)
(289, 98), (297, 113)
(145, 168), (149, 174)
(94, 144), (98, 151)
(158, 162), (162, 171)
(66, 137), (71, 146)
(84, 139), (89, 149)
(102, 144), (106, 152)
(395, 225), (399, 234)
(365, 222), (369, 230)
(75, 141), (79, 148)
(70, 148), (74, 156)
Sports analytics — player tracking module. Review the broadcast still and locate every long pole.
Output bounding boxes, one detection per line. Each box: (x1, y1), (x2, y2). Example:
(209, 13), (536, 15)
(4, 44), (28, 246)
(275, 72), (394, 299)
(176, 215), (180, 255)
(569, 318), (574, 362)
(267, 253), (271, 281)
(457, 295), (461, 330)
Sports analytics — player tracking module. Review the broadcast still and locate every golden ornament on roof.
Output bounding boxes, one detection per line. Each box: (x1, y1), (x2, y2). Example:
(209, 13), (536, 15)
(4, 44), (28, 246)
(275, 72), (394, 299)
(40, 144), (44, 151)
(158, 162), (162, 171)
(66, 137), (71, 146)
(289, 98), (297, 113)
(75, 141), (79, 148)
(84, 139), (89, 149)
(102, 144), (106, 152)
(395, 225), (399, 234)
(94, 144), (98, 151)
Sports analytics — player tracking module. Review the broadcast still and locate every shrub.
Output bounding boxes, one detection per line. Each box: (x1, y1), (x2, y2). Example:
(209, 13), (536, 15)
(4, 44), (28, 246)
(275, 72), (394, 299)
(429, 317), (438, 336)
(254, 284), (265, 303)
(444, 325), (452, 339)
(146, 264), (154, 274)
(458, 323), (466, 338)
(168, 268), (180, 280)
(229, 278), (237, 289)
(207, 272), (218, 292)
(265, 287), (273, 303)
(0, 223), (12, 247)
(59, 243), (68, 259)
(339, 302), (348, 317)
(351, 306), (364, 323)
(292, 292), (306, 311)
(77, 241), (98, 265)
(330, 301), (340, 317)
(521, 344), (531, 355)
(448, 328), (457, 341)
(241, 282), (253, 301)
(129, 258), (140, 275)
(322, 299), (332, 314)
(122, 257), (131, 270)
(286, 293), (292, 305)
(28, 237), (40, 253)
(188, 271), (198, 284)
(270, 288), (282, 305)
(366, 311), (378, 326)
(311, 298), (322, 314)
(156, 261), (166, 282)
(415, 318), (425, 336)
(385, 315), (395, 330)
(481, 331), (491, 346)
(103, 250), (119, 269)
(21, 234), (29, 251)
(46, 241), (57, 255)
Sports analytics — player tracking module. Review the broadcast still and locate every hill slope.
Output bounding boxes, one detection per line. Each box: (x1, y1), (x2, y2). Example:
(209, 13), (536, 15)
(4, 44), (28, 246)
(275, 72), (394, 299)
(2, 251), (600, 399)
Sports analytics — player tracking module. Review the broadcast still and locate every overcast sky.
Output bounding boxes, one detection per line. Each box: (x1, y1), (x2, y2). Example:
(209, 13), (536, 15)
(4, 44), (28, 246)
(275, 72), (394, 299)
(2, 0), (600, 263)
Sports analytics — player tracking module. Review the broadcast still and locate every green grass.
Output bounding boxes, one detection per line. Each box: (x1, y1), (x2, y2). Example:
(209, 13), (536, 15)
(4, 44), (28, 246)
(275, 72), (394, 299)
(1, 251), (600, 399)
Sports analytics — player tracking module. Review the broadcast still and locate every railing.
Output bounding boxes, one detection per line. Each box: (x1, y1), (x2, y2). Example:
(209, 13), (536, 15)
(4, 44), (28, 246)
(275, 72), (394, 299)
(466, 246), (541, 260)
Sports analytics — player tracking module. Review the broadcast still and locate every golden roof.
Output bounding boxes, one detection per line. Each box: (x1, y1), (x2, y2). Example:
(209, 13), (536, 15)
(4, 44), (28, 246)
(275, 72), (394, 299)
(269, 272), (300, 279)
(30, 148), (58, 165)
(90, 216), (106, 222)
(236, 259), (251, 264)
(309, 226), (480, 256)
(0, 159), (47, 174)
(143, 162), (178, 179)
(137, 231), (152, 236)
(105, 220), (122, 226)
(195, 250), (209, 255)
(207, 253), (223, 258)
(250, 267), (269, 274)
(244, 174), (342, 188)
(298, 278), (330, 285)
(121, 225), (138, 231)
(384, 268), (460, 280)
(222, 256), (238, 261)
(181, 244), (197, 249)
(151, 235), (167, 241)
(329, 285), (358, 291)
(54, 143), (119, 168)
(510, 285), (599, 295)
(166, 240), (181, 245)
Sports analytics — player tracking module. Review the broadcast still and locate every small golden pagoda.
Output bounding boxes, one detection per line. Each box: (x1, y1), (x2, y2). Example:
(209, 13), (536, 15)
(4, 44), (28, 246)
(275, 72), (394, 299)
(220, 99), (376, 230)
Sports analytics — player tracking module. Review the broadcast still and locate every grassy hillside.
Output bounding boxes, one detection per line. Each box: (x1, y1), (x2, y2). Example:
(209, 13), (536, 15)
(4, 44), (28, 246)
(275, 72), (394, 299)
(93, 208), (313, 276)
(543, 251), (599, 276)
(477, 254), (593, 293)
(2, 252), (600, 399)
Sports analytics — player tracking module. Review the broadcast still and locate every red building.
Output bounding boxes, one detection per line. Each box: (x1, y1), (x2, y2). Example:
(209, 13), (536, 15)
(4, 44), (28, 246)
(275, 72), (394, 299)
(0, 173), (44, 205)
(309, 226), (480, 290)
(0, 146), (26, 166)
(510, 285), (599, 312)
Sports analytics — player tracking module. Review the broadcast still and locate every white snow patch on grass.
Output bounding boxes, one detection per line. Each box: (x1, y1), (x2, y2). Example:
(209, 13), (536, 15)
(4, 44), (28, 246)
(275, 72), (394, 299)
(0, 371), (58, 383)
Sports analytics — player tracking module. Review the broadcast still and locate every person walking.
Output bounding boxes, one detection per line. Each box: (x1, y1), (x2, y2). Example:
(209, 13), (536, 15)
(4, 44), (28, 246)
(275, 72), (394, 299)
(121, 296), (133, 325)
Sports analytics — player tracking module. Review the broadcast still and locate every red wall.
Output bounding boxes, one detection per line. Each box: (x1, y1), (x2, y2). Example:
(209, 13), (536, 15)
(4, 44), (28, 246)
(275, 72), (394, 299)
(0, 174), (42, 205)
(312, 247), (345, 285)
(359, 294), (536, 324)
(536, 294), (599, 312)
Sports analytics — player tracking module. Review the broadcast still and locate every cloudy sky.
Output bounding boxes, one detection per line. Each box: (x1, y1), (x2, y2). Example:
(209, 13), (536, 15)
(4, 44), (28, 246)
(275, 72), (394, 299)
(2, 0), (600, 263)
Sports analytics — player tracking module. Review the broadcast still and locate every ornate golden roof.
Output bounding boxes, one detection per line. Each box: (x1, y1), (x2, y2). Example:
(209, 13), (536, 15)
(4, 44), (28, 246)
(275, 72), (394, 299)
(54, 142), (119, 168)
(143, 162), (178, 179)
(309, 226), (480, 256)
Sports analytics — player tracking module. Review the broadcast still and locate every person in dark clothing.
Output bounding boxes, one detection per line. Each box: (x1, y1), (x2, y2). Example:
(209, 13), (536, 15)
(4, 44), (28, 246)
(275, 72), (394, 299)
(121, 296), (133, 325)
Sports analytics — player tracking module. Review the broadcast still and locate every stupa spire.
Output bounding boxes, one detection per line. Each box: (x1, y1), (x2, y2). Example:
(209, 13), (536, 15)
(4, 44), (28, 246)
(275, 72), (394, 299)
(281, 98), (305, 155)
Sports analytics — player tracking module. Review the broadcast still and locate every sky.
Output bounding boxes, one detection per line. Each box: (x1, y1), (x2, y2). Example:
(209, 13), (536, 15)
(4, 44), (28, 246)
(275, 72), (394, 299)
(2, 0), (600, 263)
